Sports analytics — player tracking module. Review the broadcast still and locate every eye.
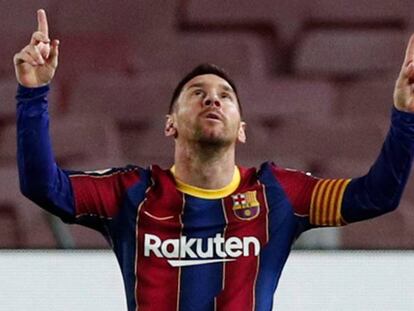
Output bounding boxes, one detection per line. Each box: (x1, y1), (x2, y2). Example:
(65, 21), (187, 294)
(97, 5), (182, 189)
(221, 92), (232, 100)
(193, 89), (205, 97)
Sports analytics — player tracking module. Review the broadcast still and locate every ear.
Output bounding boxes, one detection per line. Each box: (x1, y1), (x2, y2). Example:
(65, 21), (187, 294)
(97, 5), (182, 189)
(237, 121), (246, 143)
(165, 114), (177, 138)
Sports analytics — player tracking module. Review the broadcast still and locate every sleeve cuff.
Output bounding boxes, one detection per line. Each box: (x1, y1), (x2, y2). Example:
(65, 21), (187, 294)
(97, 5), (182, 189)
(16, 84), (50, 101)
(391, 106), (414, 141)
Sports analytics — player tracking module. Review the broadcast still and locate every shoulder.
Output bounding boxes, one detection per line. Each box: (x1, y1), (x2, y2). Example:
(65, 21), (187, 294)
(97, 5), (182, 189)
(255, 161), (318, 187)
(270, 164), (317, 187)
(257, 162), (319, 215)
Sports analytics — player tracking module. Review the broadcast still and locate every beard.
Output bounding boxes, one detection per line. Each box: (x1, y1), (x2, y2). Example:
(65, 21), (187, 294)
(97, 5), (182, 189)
(192, 123), (236, 148)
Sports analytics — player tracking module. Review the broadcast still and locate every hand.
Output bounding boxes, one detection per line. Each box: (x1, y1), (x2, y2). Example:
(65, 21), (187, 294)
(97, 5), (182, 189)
(13, 9), (59, 88)
(394, 34), (414, 113)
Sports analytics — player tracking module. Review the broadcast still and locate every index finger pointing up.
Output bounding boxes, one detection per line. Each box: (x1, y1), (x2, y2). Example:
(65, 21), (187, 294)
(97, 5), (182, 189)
(403, 34), (414, 67)
(37, 9), (49, 38)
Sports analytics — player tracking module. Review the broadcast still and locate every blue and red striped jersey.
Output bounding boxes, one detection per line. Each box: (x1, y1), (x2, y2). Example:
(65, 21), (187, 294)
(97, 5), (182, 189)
(67, 162), (350, 310)
(16, 85), (414, 310)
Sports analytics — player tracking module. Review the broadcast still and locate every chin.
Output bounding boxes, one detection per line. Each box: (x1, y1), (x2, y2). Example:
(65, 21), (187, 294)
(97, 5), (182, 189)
(198, 133), (233, 147)
(194, 126), (235, 147)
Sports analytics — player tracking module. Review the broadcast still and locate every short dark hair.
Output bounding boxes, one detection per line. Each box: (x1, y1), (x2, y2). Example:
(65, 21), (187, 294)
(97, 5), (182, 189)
(168, 63), (242, 115)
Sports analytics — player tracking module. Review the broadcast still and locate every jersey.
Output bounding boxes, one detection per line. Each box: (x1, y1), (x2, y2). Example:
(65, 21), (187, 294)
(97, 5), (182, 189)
(16, 84), (414, 311)
(67, 162), (348, 310)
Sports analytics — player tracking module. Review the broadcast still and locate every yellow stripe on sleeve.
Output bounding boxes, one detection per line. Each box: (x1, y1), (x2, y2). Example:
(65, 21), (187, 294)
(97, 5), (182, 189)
(310, 179), (327, 225)
(310, 178), (351, 227)
(321, 180), (336, 225)
(335, 179), (351, 226)
(327, 180), (343, 226)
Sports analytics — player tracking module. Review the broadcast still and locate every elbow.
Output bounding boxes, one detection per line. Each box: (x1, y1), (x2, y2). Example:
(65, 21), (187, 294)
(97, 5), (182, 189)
(380, 197), (400, 214)
(370, 194), (401, 216)
(19, 179), (32, 199)
(19, 179), (49, 202)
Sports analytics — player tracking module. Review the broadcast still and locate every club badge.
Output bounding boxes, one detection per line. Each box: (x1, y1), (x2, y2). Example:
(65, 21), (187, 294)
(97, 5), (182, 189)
(231, 191), (260, 220)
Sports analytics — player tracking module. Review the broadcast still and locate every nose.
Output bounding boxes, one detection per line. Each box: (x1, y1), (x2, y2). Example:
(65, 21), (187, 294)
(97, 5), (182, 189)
(203, 93), (221, 108)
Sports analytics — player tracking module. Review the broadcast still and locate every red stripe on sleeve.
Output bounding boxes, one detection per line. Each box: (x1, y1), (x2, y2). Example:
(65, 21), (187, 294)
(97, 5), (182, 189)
(70, 167), (140, 218)
(271, 165), (319, 217)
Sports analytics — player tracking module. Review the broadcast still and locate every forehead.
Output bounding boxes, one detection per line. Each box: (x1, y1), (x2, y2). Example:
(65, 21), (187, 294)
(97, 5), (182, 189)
(182, 74), (234, 92)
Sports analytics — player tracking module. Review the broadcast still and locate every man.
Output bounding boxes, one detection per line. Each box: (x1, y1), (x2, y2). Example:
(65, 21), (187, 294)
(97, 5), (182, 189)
(13, 9), (414, 311)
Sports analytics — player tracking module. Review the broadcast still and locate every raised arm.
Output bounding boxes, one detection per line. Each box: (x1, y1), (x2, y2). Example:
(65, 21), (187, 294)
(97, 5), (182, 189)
(341, 34), (414, 223)
(272, 34), (414, 230)
(14, 10), (141, 227)
(13, 9), (75, 221)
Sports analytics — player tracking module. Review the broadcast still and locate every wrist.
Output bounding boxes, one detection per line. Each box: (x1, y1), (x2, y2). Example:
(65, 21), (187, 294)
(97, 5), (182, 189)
(16, 83), (50, 101)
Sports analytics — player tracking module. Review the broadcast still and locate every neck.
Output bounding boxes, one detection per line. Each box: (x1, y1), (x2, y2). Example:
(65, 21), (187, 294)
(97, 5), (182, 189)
(173, 141), (236, 189)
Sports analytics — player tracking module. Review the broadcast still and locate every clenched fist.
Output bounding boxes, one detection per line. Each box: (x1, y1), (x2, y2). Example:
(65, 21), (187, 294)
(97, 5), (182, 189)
(13, 9), (59, 88)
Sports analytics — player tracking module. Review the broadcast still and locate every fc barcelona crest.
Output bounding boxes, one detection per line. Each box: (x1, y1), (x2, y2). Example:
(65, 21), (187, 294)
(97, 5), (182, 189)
(231, 191), (260, 220)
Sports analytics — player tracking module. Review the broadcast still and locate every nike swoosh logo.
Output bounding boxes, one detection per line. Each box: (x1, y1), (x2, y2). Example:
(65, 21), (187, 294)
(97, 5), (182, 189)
(168, 258), (236, 267)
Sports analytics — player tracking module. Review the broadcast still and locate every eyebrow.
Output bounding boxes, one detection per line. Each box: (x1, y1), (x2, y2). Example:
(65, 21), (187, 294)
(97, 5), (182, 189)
(187, 82), (235, 94)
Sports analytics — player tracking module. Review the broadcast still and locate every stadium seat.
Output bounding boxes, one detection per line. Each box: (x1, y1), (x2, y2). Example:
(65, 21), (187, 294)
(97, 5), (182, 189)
(177, 33), (267, 80)
(52, 34), (134, 90)
(55, 0), (178, 37)
(66, 72), (179, 123)
(294, 30), (407, 79)
(246, 116), (385, 169)
(237, 77), (341, 171)
(133, 32), (269, 81)
(334, 77), (396, 121)
(52, 1), (146, 88)
(238, 77), (336, 120)
(183, 0), (307, 45)
(132, 0), (181, 42)
(306, 0), (410, 26)
(54, 1), (141, 34)
(53, 1), (181, 80)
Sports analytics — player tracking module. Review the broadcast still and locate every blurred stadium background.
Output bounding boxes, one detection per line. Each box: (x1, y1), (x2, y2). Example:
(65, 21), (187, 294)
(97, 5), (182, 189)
(2, 1), (414, 310)
(1, 0), (414, 250)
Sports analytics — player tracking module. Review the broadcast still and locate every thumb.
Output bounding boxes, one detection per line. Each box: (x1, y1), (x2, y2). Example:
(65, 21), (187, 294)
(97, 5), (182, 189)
(48, 39), (59, 68)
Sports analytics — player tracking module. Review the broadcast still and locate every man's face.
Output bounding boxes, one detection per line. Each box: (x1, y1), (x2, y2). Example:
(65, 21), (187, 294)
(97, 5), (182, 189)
(166, 74), (246, 146)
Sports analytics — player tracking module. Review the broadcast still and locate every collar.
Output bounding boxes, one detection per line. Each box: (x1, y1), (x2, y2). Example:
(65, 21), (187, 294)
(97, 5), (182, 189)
(170, 166), (240, 199)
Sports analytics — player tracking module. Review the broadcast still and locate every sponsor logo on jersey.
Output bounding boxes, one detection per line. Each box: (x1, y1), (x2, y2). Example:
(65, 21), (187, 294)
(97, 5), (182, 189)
(232, 191), (260, 220)
(144, 234), (260, 267)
